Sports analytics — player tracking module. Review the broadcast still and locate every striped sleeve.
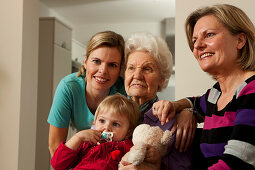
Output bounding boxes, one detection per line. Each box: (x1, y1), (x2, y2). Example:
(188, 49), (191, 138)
(187, 89), (210, 121)
(210, 80), (255, 170)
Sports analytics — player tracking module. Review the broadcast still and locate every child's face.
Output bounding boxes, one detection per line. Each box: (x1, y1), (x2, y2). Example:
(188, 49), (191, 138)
(95, 110), (130, 142)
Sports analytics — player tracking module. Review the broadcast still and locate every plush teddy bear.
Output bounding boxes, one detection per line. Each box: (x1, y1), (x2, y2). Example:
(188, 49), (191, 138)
(119, 124), (172, 168)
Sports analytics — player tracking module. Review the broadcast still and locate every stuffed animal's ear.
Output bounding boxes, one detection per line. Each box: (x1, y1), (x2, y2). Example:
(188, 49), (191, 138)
(161, 130), (172, 145)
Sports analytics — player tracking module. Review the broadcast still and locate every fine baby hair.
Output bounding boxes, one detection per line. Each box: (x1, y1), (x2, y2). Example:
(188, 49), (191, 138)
(94, 94), (140, 137)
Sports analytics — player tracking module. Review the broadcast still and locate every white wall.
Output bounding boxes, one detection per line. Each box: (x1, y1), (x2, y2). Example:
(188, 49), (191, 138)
(40, 2), (73, 29)
(157, 74), (175, 101)
(0, 0), (39, 169)
(73, 22), (164, 45)
(175, 0), (255, 99)
(0, 1), (23, 169)
(19, 0), (39, 169)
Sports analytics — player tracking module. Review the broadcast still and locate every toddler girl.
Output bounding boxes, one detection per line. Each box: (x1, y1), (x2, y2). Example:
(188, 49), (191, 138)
(51, 94), (140, 170)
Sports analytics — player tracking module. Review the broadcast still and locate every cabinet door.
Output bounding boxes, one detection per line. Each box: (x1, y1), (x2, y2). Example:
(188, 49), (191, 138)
(54, 20), (72, 51)
(53, 45), (72, 95)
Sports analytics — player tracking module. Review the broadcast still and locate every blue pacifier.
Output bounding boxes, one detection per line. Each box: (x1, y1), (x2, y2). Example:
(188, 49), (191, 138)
(101, 131), (113, 142)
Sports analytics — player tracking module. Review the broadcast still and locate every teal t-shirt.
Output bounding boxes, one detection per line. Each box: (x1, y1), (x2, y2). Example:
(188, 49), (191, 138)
(47, 72), (126, 131)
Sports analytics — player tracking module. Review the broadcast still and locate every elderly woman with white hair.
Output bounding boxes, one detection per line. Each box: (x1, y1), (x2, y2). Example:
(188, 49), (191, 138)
(120, 32), (195, 170)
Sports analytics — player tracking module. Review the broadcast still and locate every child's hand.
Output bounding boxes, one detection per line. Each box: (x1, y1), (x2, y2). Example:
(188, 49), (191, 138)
(65, 129), (101, 150)
(76, 129), (101, 144)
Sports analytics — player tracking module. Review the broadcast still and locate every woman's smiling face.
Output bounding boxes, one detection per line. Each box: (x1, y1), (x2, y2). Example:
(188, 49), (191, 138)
(124, 51), (164, 103)
(192, 15), (243, 75)
(84, 46), (122, 92)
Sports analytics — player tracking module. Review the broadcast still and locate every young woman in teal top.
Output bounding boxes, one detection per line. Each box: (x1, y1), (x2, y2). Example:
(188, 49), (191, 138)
(47, 31), (126, 157)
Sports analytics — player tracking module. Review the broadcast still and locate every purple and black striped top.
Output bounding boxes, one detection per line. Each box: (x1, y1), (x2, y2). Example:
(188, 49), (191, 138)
(188, 75), (255, 170)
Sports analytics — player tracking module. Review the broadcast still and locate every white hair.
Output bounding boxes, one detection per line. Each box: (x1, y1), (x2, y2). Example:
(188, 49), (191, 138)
(125, 32), (173, 91)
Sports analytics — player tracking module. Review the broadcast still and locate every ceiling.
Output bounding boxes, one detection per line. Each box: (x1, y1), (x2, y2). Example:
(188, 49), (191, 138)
(40, 0), (175, 26)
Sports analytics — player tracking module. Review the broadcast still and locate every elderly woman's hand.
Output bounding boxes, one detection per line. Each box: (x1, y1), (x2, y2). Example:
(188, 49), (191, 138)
(152, 98), (192, 125)
(152, 100), (176, 125)
(173, 109), (197, 152)
(152, 99), (197, 152)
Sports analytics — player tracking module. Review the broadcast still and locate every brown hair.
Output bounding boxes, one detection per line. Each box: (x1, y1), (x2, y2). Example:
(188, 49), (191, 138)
(185, 4), (255, 71)
(94, 94), (140, 134)
(77, 31), (125, 77)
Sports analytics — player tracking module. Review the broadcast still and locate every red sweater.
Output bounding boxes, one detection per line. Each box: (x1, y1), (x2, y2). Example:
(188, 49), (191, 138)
(51, 139), (133, 170)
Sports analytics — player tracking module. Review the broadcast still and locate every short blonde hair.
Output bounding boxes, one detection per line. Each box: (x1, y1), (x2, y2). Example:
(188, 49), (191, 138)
(185, 4), (255, 71)
(94, 94), (140, 133)
(125, 32), (173, 91)
(77, 31), (125, 77)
